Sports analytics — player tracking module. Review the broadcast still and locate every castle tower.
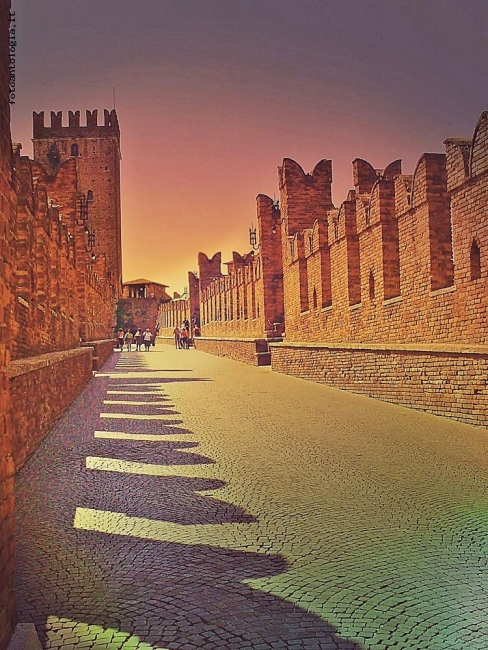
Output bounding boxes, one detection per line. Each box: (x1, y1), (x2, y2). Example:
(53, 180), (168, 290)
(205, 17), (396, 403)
(32, 109), (122, 295)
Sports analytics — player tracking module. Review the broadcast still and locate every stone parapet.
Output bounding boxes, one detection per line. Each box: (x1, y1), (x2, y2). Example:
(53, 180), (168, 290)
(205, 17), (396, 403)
(9, 348), (93, 470)
(82, 339), (115, 370)
(270, 342), (488, 427)
(193, 337), (281, 366)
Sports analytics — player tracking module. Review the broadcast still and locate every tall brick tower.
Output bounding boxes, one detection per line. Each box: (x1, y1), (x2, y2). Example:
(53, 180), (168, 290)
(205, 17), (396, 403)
(32, 109), (122, 294)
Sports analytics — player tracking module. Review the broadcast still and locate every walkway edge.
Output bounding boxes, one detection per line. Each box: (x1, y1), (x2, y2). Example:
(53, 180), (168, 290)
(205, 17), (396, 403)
(7, 624), (42, 650)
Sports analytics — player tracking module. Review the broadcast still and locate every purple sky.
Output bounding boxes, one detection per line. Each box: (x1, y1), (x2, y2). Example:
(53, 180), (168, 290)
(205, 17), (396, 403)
(10, 0), (488, 292)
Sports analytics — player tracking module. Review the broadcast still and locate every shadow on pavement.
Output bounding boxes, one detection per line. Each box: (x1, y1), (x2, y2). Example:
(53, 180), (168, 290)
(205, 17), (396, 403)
(14, 352), (362, 650)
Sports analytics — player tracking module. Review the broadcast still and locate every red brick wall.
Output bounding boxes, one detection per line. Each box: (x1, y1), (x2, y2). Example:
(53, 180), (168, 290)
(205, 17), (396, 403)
(194, 337), (271, 366)
(0, 0), (16, 645)
(117, 297), (160, 332)
(9, 348), (93, 471)
(270, 342), (488, 427)
(197, 195), (284, 339)
(278, 114), (488, 346)
(32, 109), (123, 295)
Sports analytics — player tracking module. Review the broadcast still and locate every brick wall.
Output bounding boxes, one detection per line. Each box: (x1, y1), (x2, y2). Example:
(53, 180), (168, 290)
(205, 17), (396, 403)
(194, 337), (272, 366)
(32, 109), (122, 295)
(270, 342), (488, 427)
(117, 297), (160, 332)
(9, 348), (93, 471)
(82, 339), (116, 370)
(196, 195), (284, 339)
(157, 272), (200, 338)
(0, 0), (17, 646)
(277, 114), (488, 346)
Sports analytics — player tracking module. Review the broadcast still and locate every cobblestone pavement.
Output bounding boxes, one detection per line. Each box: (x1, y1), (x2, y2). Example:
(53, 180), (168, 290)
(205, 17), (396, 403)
(14, 346), (488, 649)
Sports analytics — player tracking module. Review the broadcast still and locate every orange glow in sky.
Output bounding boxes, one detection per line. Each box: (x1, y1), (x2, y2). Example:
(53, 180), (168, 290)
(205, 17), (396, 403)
(10, 0), (488, 293)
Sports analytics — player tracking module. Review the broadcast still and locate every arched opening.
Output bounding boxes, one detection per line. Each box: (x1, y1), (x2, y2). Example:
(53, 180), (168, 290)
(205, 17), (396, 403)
(312, 287), (318, 309)
(70, 143), (79, 157)
(87, 189), (94, 202)
(470, 239), (481, 280)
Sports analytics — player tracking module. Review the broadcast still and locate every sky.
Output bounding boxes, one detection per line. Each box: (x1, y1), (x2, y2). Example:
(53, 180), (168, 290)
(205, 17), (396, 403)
(10, 0), (488, 294)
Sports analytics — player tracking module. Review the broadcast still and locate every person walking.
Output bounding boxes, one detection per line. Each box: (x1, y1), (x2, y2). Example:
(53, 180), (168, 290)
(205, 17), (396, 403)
(143, 328), (153, 351)
(116, 328), (124, 351)
(134, 328), (142, 351)
(173, 326), (181, 349)
(180, 327), (189, 349)
(124, 329), (134, 351)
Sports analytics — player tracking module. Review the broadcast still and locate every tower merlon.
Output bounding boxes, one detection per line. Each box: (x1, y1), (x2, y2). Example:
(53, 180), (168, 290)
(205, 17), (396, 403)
(32, 109), (120, 139)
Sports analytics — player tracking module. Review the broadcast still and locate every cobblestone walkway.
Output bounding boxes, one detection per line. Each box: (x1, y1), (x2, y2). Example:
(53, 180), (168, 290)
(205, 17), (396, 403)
(14, 346), (488, 649)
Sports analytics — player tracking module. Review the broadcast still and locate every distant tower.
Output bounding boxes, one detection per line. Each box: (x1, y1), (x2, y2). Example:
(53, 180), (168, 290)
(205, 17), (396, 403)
(32, 109), (123, 294)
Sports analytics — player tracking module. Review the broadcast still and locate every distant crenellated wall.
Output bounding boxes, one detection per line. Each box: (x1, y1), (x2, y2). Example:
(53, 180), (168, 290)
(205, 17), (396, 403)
(278, 114), (488, 346)
(198, 195), (284, 340)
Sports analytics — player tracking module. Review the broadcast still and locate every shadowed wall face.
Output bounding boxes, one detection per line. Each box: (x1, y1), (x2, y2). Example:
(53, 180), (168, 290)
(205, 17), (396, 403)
(0, 2), (17, 647)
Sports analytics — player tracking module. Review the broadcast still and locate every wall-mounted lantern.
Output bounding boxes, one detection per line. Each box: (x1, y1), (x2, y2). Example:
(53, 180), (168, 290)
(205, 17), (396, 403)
(271, 199), (282, 234)
(249, 224), (260, 251)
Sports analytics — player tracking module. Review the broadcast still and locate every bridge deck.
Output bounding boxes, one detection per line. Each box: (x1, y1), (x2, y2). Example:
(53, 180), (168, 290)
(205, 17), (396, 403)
(14, 346), (488, 649)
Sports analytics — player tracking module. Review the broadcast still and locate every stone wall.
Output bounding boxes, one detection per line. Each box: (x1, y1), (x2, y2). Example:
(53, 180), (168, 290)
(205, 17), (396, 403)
(270, 342), (488, 427)
(9, 348), (93, 471)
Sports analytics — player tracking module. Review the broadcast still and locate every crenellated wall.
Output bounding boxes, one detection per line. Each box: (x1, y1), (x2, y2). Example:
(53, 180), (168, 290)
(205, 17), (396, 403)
(165, 111), (488, 425)
(198, 194), (284, 339)
(278, 114), (488, 347)
(10, 150), (116, 358)
(157, 271), (200, 336)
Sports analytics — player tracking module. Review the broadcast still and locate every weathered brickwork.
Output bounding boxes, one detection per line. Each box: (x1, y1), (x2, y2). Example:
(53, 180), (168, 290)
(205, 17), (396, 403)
(194, 336), (272, 366)
(32, 109), (123, 295)
(270, 343), (488, 427)
(163, 113), (488, 427)
(0, 1), (17, 646)
(159, 196), (285, 342)
(9, 348), (93, 470)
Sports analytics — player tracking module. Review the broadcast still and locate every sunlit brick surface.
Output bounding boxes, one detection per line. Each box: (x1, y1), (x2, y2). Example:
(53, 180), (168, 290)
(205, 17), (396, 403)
(15, 348), (488, 649)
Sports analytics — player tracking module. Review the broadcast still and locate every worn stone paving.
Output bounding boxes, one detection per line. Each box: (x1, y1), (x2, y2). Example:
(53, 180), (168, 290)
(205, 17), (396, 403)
(14, 346), (488, 649)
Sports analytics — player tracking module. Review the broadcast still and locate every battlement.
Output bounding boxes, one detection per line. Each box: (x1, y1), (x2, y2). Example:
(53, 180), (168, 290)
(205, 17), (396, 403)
(33, 109), (120, 139)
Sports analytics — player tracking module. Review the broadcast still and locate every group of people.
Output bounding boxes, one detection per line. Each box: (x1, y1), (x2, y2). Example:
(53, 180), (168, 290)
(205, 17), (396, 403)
(116, 327), (154, 352)
(173, 320), (192, 349)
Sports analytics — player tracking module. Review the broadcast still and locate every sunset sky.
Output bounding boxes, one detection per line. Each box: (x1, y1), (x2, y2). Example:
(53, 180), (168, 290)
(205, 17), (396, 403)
(10, 0), (488, 293)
